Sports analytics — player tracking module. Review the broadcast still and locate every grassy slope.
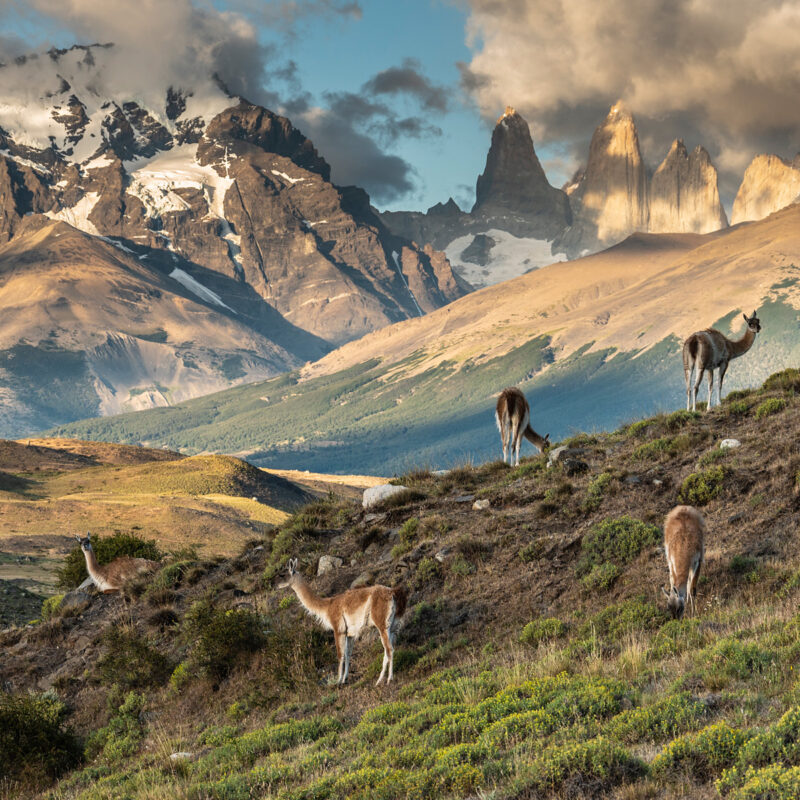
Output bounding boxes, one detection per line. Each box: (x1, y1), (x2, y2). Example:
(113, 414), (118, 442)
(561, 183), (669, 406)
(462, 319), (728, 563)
(0, 440), (312, 603)
(51, 294), (800, 474)
(5, 370), (800, 798)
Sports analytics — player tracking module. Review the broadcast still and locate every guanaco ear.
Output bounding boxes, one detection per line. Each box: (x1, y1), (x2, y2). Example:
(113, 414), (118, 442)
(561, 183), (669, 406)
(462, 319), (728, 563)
(742, 313), (749, 323)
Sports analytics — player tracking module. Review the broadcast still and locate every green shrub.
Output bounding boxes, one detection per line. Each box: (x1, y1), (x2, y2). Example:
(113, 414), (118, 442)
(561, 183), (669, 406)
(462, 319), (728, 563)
(184, 600), (265, 682)
(679, 466), (727, 505)
(699, 447), (729, 466)
(632, 437), (675, 461)
(582, 598), (666, 644)
(511, 736), (643, 795)
(96, 627), (173, 688)
(41, 593), (65, 620)
(398, 517), (419, 543)
(263, 527), (295, 582)
(726, 400), (751, 416)
(520, 618), (568, 647)
(723, 765), (800, 800)
(717, 706), (800, 793)
(376, 488), (426, 510)
(762, 368), (800, 393)
(581, 562), (620, 592)
(729, 554), (758, 576)
(648, 619), (706, 659)
(755, 397), (788, 419)
(651, 722), (750, 781)
(57, 532), (161, 589)
(583, 471), (614, 511)
(449, 555), (475, 576)
(519, 539), (544, 562)
(700, 638), (777, 682)
(0, 691), (82, 786)
(86, 691), (147, 763)
(414, 557), (441, 589)
(627, 420), (653, 438)
(608, 692), (707, 743)
(666, 409), (700, 430)
(577, 516), (661, 575)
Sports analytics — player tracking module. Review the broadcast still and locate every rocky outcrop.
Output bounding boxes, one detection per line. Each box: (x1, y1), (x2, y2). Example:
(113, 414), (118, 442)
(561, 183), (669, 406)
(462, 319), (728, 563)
(559, 102), (648, 256)
(649, 140), (728, 234)
(472, 107), (571, 238)
(731, 154), (800, 225)
(380, 197), (474, 252)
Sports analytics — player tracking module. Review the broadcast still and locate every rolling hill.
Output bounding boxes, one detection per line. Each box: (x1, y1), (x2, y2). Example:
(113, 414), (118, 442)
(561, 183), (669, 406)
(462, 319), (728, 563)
(51, 205), (800, 474)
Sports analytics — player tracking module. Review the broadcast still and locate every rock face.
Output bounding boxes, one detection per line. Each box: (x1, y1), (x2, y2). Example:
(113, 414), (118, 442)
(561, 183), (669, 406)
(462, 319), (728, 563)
(731, 154), (800, 224)
(472, 107), (571, 238)
(0, 44), (466, 433)
(649, 140), (728, 233)
(559, 102), (649, 255)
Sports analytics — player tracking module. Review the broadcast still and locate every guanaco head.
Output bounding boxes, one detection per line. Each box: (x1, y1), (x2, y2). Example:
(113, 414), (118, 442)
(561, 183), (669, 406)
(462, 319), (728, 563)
(75, 532), (93, 553)
(277, 557), (301, 589)
(743, 311), (761, 334)
(662, 585), (685, 619)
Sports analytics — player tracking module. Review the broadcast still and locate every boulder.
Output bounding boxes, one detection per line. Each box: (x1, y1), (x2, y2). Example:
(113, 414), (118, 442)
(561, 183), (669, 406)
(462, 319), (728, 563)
(60, 590), (91, 616)
(563, 458), (589, 476)
(350, 572), (372, 589)
(317, 555), (343, 576)
(473, 499), (490, 511)
(548, 446), (586, 468)
(720, 439), (741, 449)
(363, 484), (409, 509)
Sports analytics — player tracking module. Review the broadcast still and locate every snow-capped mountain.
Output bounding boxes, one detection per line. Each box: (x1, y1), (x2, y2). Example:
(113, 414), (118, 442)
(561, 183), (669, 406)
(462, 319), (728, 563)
(0, 44), (466, 435)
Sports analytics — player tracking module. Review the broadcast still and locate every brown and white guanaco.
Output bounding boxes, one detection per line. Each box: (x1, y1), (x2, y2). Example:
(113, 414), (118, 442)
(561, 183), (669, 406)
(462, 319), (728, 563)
(75, 532), (159, 593)
(495, 387), (549, 467)
(683, 311), (761, 411)
(279, 557), (407, 685)
(662, 506), (706, 619)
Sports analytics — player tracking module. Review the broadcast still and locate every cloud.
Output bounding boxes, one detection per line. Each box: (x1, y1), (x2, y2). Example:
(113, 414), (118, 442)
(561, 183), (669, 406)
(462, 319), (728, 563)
(461, 0), (800, 198)
(363, 58), (449, 112)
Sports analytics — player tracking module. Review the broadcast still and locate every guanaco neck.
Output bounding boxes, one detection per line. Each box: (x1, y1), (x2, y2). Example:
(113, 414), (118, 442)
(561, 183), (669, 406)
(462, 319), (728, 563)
(727, 327), (756, 358)
(82, 547), (103, 581)
(291, 577), (332, 619)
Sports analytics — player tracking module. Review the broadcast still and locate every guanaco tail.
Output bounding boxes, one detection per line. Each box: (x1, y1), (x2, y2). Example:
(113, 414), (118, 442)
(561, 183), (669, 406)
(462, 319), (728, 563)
(495, 386), (549, 467)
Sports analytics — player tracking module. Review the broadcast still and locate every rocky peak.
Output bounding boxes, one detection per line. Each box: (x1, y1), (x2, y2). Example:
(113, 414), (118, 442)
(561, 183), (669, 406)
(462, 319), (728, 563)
(649, 139), (728, 233)
(562, 100), (648, 252)
(472, 106), (570, 239)
(731, 153), (800, 225)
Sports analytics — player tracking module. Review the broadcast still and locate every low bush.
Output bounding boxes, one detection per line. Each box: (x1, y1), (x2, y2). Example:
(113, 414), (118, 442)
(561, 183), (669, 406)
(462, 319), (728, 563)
(581, 598), (666, 645)
(665, 409), (700, 430)
(723, 765), (800, 800)
(520, 618), (568, 647)
(577, 516), (661, 575)
(581, 562), (620, 592)
(632, 437), (675, 461)
(651, 722), (749, 781)
(414, 557), (441, 589)
(57, 532), (161, 589)
(762, 368), (800, 393)
(627, 420), (653, 438)
(41, 593), (65, 620)
(583, 471), (614, 511)
(86, 691), (147, 763)
(607, 692), (707, 743)
(184, 600), (265, 683)
(726, 400), (751, 416)
(96, 627), (173, 689)
(755, 397), (788, 419)
(679, 466), (727, 505)
(519, 539), (545, 562)
(0, 691), (82, 786)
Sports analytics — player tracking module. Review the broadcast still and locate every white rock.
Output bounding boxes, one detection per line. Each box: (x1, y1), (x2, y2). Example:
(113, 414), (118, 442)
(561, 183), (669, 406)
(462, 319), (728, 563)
(473, 499), (490, 511)
(362, 484), (409, 509)
(432, 469), (450, 477)
(170, 752), (195, 762)
(317, 555), (343, 576)
(720, 439), (741, 449)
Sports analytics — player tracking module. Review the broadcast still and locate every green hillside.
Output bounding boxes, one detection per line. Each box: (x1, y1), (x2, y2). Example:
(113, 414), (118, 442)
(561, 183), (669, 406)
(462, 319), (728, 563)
(51, 298), (800, 474)
(5, 369), (800, 798)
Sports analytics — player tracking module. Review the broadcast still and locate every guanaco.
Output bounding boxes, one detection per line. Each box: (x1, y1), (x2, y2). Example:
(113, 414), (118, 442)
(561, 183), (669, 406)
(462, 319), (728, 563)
(662, 505), (706, 619)
(683, 311), (761, 411)
(75, 533), (159, 593)
(495, 387), (549, 466)
(279, 557), (407, 685)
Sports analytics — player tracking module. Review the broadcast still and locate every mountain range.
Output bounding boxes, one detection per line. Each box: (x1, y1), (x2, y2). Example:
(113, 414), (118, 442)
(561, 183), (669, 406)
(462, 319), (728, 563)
(0, 44), (466, 434)
(381, 102), (800, 286)
(53, 203), (800, 474)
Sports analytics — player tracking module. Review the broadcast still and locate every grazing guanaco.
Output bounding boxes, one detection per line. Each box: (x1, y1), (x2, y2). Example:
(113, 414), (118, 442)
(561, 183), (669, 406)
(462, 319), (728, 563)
(662, 506), (706, 619)
(495, 387), (549, 467)
(683, 311), (761, 411)
(279, 557), (407, 685)
(75, 532), (159, 593)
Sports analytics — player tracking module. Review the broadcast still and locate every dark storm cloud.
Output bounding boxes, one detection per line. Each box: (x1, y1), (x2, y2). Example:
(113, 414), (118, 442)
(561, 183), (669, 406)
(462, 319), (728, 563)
(363, 58), (449, 112)
(462, 0), (800, 194)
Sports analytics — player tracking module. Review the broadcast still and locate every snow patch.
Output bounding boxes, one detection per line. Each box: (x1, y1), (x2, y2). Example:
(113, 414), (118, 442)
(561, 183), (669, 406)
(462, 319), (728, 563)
(444, 229), (564, 289)
(271, 169), (304, 184)
(169, 268), (235, 313)
(44, 192), (101, 235)
(391, 250), (423, 316)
